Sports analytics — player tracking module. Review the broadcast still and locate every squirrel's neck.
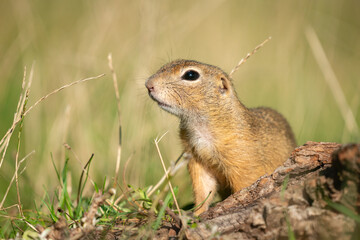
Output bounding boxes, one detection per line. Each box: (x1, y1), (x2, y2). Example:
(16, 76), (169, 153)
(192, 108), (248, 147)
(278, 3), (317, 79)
(179, 97), (252, 162)
(180, 96), (249, 131)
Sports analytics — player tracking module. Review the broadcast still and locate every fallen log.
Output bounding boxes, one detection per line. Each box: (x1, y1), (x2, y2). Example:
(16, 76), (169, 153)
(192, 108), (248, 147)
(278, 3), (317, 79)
(185, 141), (360, 240)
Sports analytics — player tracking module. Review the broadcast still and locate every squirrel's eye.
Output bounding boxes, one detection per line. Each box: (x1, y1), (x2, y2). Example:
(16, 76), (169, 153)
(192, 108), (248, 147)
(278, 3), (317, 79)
(181, 70), (200, 81)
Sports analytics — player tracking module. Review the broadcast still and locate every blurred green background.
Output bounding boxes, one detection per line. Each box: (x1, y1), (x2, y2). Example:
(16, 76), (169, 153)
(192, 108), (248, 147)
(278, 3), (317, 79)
(0, 0), (359, 211)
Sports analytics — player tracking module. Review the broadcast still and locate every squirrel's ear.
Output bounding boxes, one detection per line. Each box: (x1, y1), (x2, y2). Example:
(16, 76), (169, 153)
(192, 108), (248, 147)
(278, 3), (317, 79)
(218, 76), (231, 95)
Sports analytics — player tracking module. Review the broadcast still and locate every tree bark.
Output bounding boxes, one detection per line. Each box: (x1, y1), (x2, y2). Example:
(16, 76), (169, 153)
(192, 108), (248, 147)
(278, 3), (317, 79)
(185, 141), (360, 240)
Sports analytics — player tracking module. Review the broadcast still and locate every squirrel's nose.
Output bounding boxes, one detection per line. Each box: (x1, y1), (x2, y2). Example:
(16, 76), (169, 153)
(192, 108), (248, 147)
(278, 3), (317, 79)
(145, 81), (155, 93)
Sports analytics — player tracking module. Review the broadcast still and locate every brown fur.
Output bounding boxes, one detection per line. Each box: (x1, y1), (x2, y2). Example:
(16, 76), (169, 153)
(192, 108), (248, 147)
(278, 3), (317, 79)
(146, 59), (296, 215)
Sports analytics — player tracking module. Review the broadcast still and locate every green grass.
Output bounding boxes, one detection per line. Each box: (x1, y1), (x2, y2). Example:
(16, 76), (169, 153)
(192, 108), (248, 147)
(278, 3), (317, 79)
(325, 198), (360, 224)
(0, 0), (359, 238)
(0, 140), (180, 238)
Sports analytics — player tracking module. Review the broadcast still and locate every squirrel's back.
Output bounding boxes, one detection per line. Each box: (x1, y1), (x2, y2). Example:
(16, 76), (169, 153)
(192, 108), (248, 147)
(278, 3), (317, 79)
(248, 107), (296, 169)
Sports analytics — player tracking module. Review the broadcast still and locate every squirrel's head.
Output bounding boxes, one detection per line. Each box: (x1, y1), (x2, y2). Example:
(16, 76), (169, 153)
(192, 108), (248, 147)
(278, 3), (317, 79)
(145, 59), (236, 117)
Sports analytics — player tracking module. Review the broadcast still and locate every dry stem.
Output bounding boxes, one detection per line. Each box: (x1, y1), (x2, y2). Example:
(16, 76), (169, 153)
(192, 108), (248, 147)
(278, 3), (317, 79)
(63, 144), (95, 191)
(0, 64), (34, 213)
(0, 66), (32, 168)
(107, 53), (123, 186)
(0, 151), (35, 209)
(305, 27), (359, 136)
(154, 132), (182, 217)
(0, 68), (105, 211)
(15, 100), (26, 218)
(14, 64), (34, 217)
(119, 154), (143, 210)
(0, 73), (106, 151)
(147, 152), (186, 197)
(229, 36), (272, 78)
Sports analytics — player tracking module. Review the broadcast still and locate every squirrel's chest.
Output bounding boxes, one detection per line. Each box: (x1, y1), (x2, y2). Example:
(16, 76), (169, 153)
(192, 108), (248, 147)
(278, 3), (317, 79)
(181, 125), (218, 161)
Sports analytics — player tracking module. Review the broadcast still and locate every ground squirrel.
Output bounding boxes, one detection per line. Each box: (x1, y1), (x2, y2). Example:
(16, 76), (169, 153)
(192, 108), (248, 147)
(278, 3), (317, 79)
(146, 59), (296, 215)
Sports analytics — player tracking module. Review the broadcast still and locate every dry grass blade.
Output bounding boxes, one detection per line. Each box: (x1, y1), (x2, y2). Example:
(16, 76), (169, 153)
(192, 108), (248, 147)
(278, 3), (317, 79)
(0, 73), (106, 150)
(147, 168), (171, 198)
(229, 36), (272, 78)
(64, 143), (95, 185)
(0, 151), (35, 209)
(0, 65), (33, 168)
(15, 98), (26, 218)
(0, 64), (34, 213)
(147, 152), (186, 197)
(23, 219), (39, 233)
(119, 154), (143, 210)
(0, 70), (105, 213)
(14, 64), (34, 218)
(305, 27), (359, 136)
(107, 53), (122, 186)
(154, 132), (182, 217)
